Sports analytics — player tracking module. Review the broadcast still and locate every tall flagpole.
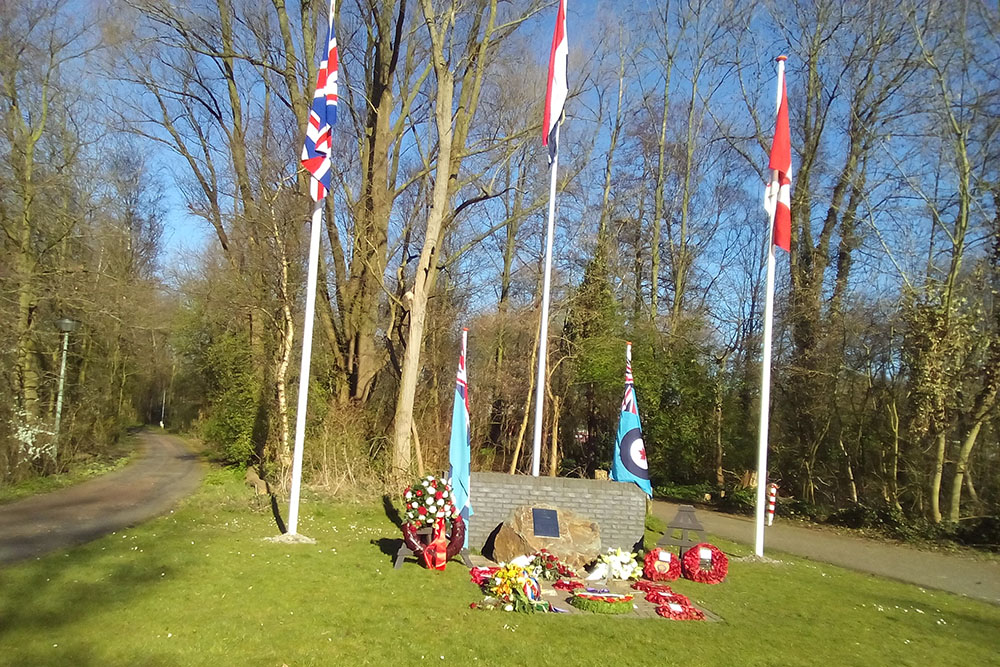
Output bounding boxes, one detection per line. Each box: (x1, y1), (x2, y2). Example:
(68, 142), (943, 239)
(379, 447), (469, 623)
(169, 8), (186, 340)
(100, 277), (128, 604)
(531, 125), (560, 477)
(288, 199), (323, 535)
(755, 56), (786, 557)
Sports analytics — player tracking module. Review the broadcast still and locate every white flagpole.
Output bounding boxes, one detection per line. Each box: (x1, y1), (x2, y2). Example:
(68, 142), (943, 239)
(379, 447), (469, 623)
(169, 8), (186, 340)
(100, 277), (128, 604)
(755, 56), (785, 557)
(531, 126), (560, 477)
(288, 199), (324, 535)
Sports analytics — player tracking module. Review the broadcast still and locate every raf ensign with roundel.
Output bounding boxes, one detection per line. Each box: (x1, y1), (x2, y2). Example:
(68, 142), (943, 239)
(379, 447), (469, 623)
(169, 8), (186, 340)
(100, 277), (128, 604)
(619, 427), (649, 478)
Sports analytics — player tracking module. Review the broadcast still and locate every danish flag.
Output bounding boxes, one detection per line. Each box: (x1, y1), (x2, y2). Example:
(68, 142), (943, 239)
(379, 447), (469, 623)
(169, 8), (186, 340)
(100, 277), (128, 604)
(542, 0), (568, 163)
(766, 56), (791, 252)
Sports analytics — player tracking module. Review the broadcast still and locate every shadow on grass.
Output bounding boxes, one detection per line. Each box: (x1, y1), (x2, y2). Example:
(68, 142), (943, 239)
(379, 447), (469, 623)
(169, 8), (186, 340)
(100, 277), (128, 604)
(0, 544), (174, 663)
(372, 537), (402, 561)
(270, 494), (287, 534)
(382, 494), (403, 529)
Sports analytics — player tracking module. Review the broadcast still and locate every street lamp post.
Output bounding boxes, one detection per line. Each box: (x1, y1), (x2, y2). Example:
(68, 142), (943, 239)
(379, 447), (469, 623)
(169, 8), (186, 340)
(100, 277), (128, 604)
(54, 317), (79, 458)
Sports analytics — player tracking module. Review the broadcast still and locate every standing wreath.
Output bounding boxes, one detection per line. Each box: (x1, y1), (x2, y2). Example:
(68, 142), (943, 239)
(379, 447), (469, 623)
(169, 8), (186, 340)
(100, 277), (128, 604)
(401, 474), (465, 570)
(681, 542), (728, 584)
(643, 548), (681, 581)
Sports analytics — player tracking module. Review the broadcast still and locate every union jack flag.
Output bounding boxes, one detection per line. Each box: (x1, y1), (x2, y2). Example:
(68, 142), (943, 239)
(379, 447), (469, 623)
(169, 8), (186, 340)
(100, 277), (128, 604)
(300, 0), (338, 201)
(621, 348), (637, 415)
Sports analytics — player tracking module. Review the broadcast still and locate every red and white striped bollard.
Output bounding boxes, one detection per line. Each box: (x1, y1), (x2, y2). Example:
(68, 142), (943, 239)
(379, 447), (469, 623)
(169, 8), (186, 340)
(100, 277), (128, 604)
(767, 483), (778, 526)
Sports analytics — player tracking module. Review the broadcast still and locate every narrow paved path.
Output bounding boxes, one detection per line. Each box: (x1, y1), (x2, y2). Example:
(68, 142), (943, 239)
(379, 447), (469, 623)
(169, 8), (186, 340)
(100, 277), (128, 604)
(0, 431), (203, 565)
(652, 500), (1000, 606)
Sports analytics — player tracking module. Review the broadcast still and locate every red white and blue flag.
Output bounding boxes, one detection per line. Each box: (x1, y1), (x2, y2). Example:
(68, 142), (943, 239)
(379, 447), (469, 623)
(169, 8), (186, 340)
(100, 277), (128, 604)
(765, 56), (791, 252)
(542, 0), (568, 164)
(449, 328), (472, 546)
(301, 0), (338, 201)
(612, 342), (652, 496)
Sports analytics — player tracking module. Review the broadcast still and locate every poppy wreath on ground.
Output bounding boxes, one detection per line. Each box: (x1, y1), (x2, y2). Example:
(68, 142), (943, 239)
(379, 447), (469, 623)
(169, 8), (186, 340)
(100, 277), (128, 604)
(630, 581), (691, 606)
(553, 578), (585, 592)
(401, 474), (464, 567)
(645, 589), (692, 607)
(569, 592), (635, 615)
(631, 580), (673, 594)
(655, 601), (705, 621)
(643, 548), (681, 581)
(681, 543), (728, 584)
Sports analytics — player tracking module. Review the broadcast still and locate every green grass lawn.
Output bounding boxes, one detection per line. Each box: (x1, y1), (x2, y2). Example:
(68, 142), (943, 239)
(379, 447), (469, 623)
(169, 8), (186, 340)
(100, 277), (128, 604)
(3, 468), (999, 666)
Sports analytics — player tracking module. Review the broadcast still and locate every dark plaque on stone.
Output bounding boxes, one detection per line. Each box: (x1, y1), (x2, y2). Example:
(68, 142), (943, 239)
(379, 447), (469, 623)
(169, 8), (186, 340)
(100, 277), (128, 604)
(531, 508), (560, 538)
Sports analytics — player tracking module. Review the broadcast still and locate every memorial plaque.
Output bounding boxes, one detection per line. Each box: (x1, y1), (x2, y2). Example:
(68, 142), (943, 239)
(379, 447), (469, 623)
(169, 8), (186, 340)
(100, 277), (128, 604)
(531, 508), (560, 538)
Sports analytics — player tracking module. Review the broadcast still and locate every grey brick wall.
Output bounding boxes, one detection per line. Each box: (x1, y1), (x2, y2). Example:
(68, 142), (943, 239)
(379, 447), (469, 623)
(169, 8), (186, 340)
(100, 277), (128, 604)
(468, 472), (646, 555)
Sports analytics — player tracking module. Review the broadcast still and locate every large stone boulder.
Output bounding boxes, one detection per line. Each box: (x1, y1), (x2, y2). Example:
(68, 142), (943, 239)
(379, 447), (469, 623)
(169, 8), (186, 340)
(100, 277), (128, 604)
(491, 505), (601, 571)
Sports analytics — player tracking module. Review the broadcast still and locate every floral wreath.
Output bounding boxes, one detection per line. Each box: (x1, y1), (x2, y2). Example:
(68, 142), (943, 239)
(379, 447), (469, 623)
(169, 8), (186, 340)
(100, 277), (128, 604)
(630, 581), (691, 606)
(655, 601), (705, 621)
(400, 474), (464, 568)
(553, 578), (585, 592)
(630, 582), (704, 620)
(570, 592), (634, 615)
(681, 543), (728, 584)
(643, 548), (681, 581)
(470, 563), (548, 613)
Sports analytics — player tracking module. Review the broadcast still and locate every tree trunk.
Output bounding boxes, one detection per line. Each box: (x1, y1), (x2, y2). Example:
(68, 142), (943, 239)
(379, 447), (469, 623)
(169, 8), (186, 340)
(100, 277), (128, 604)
(391, 45), (454, 479)
(929, 430), (946, 523)
(548, 394), (560, 477)
(508, 308), (540, 475)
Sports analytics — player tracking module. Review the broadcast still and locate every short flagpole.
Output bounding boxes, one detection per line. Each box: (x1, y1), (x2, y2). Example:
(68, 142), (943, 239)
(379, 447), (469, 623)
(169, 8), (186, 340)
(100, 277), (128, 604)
(531, 127), (560, 477)
(754, 56), (786, 557)
(288, 198), (324, 535)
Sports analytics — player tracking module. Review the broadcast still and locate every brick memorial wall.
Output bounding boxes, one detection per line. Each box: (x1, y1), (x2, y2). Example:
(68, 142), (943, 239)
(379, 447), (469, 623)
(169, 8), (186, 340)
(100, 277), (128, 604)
(468, 471), (646, 554)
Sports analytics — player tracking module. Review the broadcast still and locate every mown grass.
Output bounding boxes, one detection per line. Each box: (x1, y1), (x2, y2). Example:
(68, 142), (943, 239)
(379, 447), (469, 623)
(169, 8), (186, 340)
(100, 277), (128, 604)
(2, 467), (999, 666)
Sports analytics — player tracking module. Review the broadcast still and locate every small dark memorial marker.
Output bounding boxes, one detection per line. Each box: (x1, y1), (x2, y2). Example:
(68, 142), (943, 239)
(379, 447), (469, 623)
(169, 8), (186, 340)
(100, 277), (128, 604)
(531, 508), (560, 538)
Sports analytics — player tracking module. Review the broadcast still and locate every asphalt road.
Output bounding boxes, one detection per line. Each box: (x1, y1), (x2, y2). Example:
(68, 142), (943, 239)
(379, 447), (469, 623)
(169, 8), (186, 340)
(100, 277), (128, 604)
(0, 431), (203, 566)
(652, 500), (1000, 606)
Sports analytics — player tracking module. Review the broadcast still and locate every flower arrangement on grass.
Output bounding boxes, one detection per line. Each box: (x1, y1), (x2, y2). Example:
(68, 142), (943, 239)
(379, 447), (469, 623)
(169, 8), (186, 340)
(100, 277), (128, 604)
(530, 549), (577, 580)
(597, 548), (642, 581)
(643, 548), (681, 581)
(471, 563), (548, 613)
(681, 543), (728, 584)
(569, 592), (635, 615)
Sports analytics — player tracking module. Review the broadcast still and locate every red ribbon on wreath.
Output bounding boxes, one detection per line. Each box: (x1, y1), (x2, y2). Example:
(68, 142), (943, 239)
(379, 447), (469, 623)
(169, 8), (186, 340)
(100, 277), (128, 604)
(681, 543), (728, 584)
(402, 515), (465, 570)
(423, 517), (449, 570)
(643, 548), (681, 581)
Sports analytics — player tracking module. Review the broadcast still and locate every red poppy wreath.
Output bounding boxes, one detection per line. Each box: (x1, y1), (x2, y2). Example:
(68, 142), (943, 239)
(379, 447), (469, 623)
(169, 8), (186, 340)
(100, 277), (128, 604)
(655, 601), (705, 621)
(643, 548), (681, 581)
(681, 543), (728, 584)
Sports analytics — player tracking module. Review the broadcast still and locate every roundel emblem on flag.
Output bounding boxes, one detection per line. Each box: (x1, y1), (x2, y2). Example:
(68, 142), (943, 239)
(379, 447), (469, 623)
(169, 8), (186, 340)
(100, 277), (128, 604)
(620, 428), (649, 479)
